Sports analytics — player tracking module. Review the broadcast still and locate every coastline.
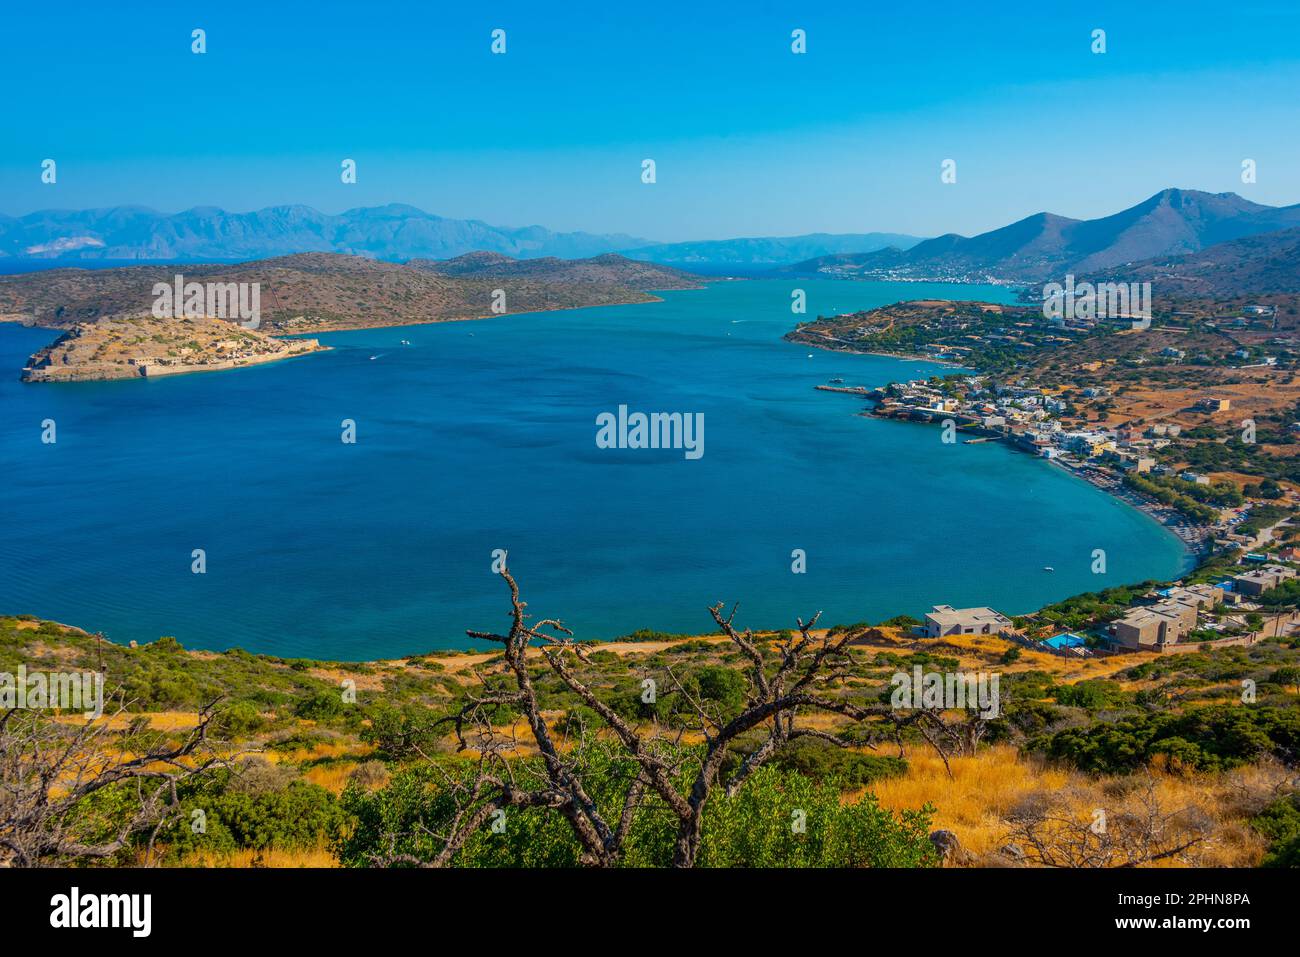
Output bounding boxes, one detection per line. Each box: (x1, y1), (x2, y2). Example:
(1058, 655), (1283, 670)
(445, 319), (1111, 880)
(6, 287), (704, 381)
(1044, 456), (1206, 558)
(0, 283), (1196, 657)
(271, 288), (683, 335)
(805, 334), (1207, 566)
(21, 336), (331, 384)
(863, 404), (1201, 565)
(785, 331), (966, 369)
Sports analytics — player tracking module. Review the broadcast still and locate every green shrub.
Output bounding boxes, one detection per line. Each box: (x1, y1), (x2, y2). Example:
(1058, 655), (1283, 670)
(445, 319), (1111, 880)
(1253, 794), (1300, 867)
(766, 737), (907, 790)
(1030, 704), (1300, 773)
(334, 744), (935, 868)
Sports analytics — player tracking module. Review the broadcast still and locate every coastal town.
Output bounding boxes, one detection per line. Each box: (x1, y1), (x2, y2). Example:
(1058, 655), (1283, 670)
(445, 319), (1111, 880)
(918, 551), (1300, 659)
(796, 293), (1300, 660)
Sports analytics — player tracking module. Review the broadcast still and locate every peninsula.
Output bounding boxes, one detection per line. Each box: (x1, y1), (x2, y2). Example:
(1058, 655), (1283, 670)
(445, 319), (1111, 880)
(0, 252), (704, 336)
(21, 315), (326, 382)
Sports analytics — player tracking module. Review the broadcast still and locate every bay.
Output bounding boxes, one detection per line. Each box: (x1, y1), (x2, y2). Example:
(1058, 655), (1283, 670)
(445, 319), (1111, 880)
(0, 279), (1191, 659)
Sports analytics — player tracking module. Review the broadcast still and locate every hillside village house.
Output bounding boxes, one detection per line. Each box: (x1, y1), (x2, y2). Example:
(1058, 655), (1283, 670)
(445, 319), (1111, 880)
(922, 605), (1012, 638)
(1233, 564), (1297, 597)
(1061, 431), (1115, 457)
(1108, 584), (1223, 650)
(1196, 397), (1231, 413)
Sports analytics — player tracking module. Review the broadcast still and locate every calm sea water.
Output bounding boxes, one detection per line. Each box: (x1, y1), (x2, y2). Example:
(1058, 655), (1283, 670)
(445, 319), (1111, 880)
(0, 280), (1191, 659)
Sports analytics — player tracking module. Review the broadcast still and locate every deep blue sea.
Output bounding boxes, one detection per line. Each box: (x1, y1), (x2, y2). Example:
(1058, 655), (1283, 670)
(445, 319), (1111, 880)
(0, 279), (1192, 659)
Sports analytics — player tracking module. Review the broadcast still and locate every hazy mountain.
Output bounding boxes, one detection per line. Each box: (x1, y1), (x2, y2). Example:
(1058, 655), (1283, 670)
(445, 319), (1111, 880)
(1088, 225), (1300, 297)
(0, 252), (701, 332)
(623, 232), (923, 267)
(0, 205), (652, 263)
(778, 190), (1300, 282)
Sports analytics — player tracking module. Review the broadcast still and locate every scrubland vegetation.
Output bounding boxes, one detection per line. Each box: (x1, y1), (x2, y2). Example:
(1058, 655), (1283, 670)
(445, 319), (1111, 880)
(2, 582), (1297, 868)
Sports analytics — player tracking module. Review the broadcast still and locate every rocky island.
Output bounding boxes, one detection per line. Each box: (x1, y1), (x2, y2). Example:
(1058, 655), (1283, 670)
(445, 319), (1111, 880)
(21, 315), (326, 382)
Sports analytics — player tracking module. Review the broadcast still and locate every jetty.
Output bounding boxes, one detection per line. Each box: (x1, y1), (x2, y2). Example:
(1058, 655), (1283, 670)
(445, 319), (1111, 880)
(814, 384), (877, 397)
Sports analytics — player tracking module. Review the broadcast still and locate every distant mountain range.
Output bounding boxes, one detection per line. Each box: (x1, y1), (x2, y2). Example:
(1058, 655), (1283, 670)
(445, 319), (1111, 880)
(0, 205), (651, 263)
(778, 189), (1300, 283)
(0, 204), (921, 268)
(0, 252), (702, 332)
(8, 189), (1300, 298)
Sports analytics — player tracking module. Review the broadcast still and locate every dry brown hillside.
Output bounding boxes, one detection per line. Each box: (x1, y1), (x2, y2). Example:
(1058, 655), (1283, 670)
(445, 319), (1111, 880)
(0, 252), (705, 333)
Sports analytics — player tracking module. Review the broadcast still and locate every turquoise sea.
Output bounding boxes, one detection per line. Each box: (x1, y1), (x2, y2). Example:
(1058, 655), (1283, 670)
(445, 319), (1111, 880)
(0, 280), (1192, 659)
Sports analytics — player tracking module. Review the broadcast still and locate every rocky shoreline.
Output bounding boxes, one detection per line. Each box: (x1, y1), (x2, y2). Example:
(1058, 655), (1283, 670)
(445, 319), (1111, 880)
(21, 316), (328, 383)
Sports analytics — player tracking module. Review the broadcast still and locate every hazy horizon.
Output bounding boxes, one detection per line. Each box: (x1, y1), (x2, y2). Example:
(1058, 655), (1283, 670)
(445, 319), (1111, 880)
(4, 1), (1300, 241)
(6, 186), (1299, 252)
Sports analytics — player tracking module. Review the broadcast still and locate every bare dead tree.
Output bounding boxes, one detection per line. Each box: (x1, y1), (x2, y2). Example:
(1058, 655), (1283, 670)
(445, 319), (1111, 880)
(390, 568), (970, 868)
(1004, 776), (1213, 867)
(0, 694), (226, 867)
(904, 708), (994, 779)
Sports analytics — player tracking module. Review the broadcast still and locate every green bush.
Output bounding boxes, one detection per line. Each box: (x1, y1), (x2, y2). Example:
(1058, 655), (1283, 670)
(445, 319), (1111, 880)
(766, 737), (907, 790)
(1030, 704), (1300, 773)
(334, 744), (935, 868)
(295, 689), (347, 721)
(1053, 679), (1125, 709)
(1253, 794), (1300, 867)
(153, 774), (344, 859)
(361, 703), (444, 758)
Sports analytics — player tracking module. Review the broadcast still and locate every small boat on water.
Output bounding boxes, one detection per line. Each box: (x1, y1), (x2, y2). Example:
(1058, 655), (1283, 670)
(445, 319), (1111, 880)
(400, 339), (411, 346)
(830, 377), (844, 384)
(1043, 566), (1055, 572)
(369, 355), (379, 361)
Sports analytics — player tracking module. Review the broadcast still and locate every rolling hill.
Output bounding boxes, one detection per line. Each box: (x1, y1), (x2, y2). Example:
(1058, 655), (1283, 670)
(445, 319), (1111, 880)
(1083, 225), (1300, 298)
(0, 252), (704, 333)
(778, 189), (1300, 283)
(410, 251), (701, 287)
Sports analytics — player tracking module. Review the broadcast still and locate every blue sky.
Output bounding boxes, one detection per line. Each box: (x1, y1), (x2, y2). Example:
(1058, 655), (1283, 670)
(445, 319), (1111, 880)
(3, 0), (1299, 241)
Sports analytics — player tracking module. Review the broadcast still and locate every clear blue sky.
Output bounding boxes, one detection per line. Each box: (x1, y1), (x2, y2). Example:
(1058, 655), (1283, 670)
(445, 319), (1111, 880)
(3, 0), (1299, 241)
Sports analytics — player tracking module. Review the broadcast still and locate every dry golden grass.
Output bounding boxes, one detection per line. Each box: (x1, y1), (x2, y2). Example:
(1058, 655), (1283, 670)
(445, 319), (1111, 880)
(863, 745), (1276, 867)
(264, 739), (369, 765)
(301, 761), (360, 794)
(866, 745), (1072, 857)
(168, 845), (338, 868)
(53, 710), (201, 731)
